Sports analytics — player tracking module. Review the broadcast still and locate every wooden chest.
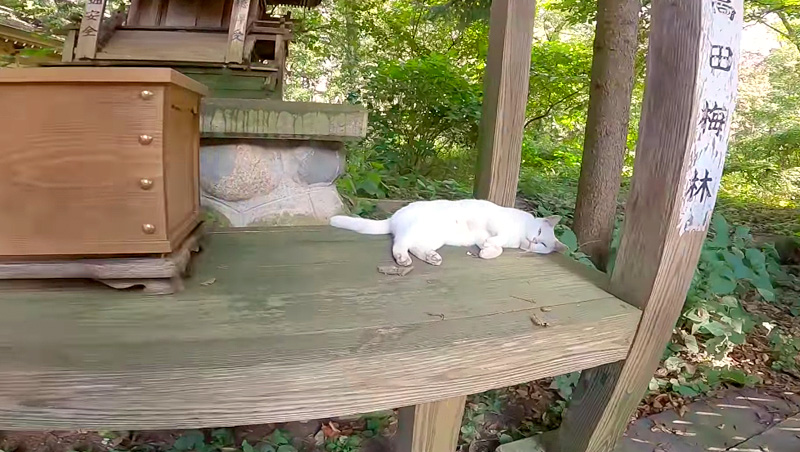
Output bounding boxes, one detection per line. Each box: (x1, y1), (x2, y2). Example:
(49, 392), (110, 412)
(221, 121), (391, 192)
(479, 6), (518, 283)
(0, 68), (209, 257)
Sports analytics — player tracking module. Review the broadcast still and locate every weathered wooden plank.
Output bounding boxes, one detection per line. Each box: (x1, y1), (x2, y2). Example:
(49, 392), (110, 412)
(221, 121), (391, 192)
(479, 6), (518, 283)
(0, 227), (640, 430)
(75, 0), (107, 59)
(96, 30), (228, 63)
(225, 0), (251, 63)
(556, 1), (744, 451)
(474, 0), (536, 207)
(196, 0), (227, 27)
(164, 0), (197, 26)
(0, 298), (636, 430)
(61, 29), (76, 62)
(397, 397), (466, 452)
(0, 229), (617, 345)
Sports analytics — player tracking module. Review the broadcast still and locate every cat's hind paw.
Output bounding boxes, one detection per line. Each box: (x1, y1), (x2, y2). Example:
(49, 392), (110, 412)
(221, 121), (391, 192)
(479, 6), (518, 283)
(424, 251), (443, 266)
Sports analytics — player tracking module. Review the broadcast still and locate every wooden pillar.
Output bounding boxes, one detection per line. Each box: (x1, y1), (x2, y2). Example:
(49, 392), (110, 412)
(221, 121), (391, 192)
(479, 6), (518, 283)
(396, 396), (466, 452)
(75, 0), (107, 60)
(474, 0), (536, 207)
(554, 1), (743, 451)
(61, 29), (77, 62)
(225, 0), (252, 63)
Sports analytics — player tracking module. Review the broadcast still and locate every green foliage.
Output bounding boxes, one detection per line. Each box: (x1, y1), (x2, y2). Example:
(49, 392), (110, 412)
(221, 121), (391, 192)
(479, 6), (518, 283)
(324, 436), (361, 452)
(361, 53), (482, 174)
(168, 429), (296, 452)
(680, 215), (780, 358)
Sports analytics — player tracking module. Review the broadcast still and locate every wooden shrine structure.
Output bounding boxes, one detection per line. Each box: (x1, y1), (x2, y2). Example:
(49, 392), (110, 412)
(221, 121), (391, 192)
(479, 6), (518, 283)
(0, 1), (744, 452)
(59, 0), (319, 98)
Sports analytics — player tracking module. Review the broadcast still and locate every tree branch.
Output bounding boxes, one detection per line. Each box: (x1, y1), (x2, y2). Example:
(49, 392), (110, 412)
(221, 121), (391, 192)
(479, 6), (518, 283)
(523, 89), (583, 129)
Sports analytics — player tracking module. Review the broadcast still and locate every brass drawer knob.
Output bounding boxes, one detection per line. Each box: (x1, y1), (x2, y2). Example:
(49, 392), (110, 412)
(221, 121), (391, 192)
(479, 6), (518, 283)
(142, 224), (156, 234)
(140, 90), (154, 100)
(139, 134), (153, 145)
(139, 178), (154, 190)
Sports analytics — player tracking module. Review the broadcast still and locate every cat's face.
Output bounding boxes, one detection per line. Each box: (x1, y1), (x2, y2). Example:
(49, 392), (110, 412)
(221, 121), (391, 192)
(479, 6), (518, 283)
(521, 215), (569, 254)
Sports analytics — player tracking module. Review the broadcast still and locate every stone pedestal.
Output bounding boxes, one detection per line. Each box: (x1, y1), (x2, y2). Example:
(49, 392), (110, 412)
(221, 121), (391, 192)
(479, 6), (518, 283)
(198, 98), (367, 227)
(200, 140), (346, 227)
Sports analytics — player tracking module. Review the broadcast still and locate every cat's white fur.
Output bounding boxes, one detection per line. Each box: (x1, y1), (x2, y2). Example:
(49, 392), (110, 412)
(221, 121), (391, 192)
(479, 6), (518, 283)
(330, 199), (568, 266)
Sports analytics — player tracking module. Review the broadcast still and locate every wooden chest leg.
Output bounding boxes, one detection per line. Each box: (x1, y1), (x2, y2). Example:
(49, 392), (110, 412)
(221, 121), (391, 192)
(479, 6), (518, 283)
(396, 396), (466, 452)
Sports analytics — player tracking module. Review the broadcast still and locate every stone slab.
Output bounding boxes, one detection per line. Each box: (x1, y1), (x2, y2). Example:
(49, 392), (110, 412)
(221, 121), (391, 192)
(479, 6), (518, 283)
(201, 98), (368, 141)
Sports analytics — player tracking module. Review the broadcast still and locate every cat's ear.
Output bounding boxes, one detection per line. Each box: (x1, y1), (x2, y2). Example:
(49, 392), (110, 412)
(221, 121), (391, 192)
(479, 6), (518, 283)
(545, 215), (562, 227)
(553, 239), (569, 253)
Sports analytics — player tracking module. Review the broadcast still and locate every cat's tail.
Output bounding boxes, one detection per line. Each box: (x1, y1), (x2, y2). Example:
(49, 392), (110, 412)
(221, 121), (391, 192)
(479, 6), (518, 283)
(329, 216), (391, 235)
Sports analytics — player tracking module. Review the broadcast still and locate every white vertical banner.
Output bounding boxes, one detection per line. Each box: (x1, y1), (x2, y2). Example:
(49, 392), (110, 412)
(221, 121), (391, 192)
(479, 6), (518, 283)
(678, 0), (743, 234)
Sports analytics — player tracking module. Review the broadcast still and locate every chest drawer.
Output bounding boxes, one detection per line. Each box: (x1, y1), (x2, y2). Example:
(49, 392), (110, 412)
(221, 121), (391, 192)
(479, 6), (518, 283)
(0, 68), (208, 257)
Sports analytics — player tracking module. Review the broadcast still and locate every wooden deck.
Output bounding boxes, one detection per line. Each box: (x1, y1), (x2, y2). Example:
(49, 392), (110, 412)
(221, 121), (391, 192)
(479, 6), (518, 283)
(0, 227), (640, 431)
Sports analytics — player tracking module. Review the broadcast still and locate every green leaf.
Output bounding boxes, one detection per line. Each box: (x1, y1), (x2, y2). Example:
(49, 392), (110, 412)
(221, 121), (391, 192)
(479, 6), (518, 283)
(676, 385), (699, 397)
(684, 334), (700, 354)
(242, 441), (255, 452)
(745, 248), (767, 271)
(499, 434), (514, 445)
(757, 287), (776, 302)
(664, 356), (684, 372)
(276, 446), (297, 452)
(558, 228), (578, 253)
(258, 445), (276, 452)
(173, 431), (205, 452)
(702, 320), (728, 337)
(723, 251), (753, 279)
(709, 270), (736, 295)
(711, 215), (730, 247)
(734, 226), (751, 241)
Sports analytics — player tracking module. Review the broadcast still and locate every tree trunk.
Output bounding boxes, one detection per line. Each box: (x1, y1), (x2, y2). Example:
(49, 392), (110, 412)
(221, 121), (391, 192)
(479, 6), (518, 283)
(572, 0), (640, 271)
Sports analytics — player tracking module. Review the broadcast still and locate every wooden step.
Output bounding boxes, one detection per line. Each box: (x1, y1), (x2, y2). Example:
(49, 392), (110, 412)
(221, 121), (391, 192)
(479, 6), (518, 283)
(0, 227), (641, 430)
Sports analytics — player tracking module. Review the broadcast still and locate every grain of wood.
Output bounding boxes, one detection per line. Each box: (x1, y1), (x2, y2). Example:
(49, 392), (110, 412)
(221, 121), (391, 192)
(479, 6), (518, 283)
(196, 0), (228, 27)
(0, 69), (206, 256)
(164, 0), (197, 26)
(556, 1), (743, 451)
(0, 67), (209, 95)
(75, 0), (106, 59)
(0, 224), (202, 281)
(225, 0), (251, 63)
(396, 397), (466, 452)
(474, 0), (536, 207)
(0, 227), (640, 430)
(97, 29), (229, 64)
(163, 86), (201, 244)
(61, 29), (76, 62)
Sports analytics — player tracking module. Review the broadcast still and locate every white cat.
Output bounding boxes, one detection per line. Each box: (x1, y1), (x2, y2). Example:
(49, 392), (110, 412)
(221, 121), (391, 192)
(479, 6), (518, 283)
(329, 199), (568, 266)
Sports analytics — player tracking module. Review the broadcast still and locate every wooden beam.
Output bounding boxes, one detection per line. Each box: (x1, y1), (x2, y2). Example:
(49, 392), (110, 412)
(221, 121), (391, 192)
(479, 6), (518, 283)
(75, 0), (107, 59)
(225, 0), (251, 63)
(396, 397), (466, 452)
(555, 1), (744, 451)
(474, 0), (536, 207)
(61, 29), (77, 62)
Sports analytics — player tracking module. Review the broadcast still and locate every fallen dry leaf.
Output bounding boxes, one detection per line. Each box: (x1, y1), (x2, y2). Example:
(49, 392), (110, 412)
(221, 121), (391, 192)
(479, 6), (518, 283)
(377, 265), (413, 276)
(529, 313), (549, 327)
(200, 278), (216, 286)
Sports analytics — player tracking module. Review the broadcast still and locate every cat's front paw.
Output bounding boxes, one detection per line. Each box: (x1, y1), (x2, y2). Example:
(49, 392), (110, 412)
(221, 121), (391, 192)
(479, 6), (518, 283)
(393, 252), (413, 267)
(479, 246), (503, 259)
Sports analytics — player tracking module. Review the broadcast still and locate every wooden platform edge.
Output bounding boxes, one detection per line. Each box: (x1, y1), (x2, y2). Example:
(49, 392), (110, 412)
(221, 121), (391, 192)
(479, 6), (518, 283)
(0, 223), (205, 295)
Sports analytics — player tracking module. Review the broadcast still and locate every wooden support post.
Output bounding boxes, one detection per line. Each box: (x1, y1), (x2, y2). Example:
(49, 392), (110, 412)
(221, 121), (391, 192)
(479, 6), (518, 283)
(75, 0), (107, 60)
(396, 396), (466, 452)
(61, 29), (77, 62)
(225, 0), (252, 63)
(274, 34), (286, 98)
(554, 1), (743, 451)
(474, 0), (536, 207)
